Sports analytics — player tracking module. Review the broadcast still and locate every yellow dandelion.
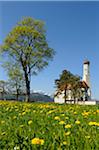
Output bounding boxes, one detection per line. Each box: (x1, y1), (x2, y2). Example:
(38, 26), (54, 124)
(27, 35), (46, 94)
(28, 120), (32, 125)
(1, 121), (5, 124)
(54, 116), (60, 120)
(93, 112), (96, 115)
(65, 131), (71, 136)
(61, 114), (65, 116)
(75, 120), (80, 125)
(59, 121), (65, 125)
(20, 125), (24, 128)
(82, 111), (90, 117)
(85, 136), (90, 139)
(96, 123), (99, 126)
(31, 138), (44, 145)
(65, 124), (72, 128)
(13, 116), (17, 119)
(89, 121), (96, 126)
(63, 141), (67, 145)
(88, 121), (99, 126)
(65, 117), (69, 120)
(21, 112), (26, 115)
(74, 111), (77, 114)
(47, 110), (54, 114)
(94, 122), (99, 126)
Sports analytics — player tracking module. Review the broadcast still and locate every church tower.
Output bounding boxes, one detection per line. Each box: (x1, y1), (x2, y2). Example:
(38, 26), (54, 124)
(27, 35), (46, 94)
(83, 60), (91, 99)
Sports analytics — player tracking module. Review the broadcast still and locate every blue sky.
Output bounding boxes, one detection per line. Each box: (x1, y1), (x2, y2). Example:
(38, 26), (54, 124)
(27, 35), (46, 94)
(0, 1), (99, 99)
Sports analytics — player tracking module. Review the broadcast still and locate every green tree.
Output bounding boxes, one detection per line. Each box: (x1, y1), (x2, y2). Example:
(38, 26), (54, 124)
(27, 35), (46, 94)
(70, 75), (82, 103)
(55, 70), (74, 103)
(0, 17), (55, 102)
(4, 63), (25, 101)
(55, 70), (83, 103)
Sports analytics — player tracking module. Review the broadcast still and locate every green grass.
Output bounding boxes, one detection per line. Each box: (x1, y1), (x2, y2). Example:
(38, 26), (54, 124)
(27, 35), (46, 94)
(0, 100), (99, 150)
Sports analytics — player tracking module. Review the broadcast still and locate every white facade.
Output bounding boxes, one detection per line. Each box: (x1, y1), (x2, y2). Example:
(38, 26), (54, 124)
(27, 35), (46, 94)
(83, 61), (91, 99)
(54, 90), (72, 103)
(54, 93), (65, 103)
(54, 60), (91, 103)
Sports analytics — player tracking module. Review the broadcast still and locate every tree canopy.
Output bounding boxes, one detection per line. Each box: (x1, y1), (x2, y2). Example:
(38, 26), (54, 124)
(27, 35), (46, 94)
(0, 17), (55, 102)
(55, 70), (82, 103)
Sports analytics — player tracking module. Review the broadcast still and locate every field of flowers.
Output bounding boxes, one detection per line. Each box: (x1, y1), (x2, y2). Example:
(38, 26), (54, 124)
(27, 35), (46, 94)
(0, 100), (99, 150)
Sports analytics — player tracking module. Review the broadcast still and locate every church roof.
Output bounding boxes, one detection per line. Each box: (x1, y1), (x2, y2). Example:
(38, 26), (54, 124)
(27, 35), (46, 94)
(80, 81), (89, 89)
(66, 81), (89, 90)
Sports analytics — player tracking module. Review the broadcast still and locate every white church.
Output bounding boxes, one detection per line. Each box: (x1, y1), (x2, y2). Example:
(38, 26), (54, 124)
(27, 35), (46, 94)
(54, 60), (94, 104)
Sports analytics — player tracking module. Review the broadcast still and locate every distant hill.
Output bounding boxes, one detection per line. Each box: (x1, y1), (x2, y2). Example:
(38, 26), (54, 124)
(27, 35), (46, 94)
(0, 92), (54, 102)
(30, 92), (54, 102)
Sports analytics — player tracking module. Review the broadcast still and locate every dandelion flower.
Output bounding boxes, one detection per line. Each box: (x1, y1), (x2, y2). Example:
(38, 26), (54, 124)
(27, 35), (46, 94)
(63, 141), (67, 145)
(54, 116), (60, 120)
(65, 131), (71, 136)
(96, 110), (99, 113)
(1, 121), (5, 124)
(28, 120), (32, 125)
(75, 120), (80, 125)
(88, 122), (99, 126)
(13, 116), (17, 119)
(74, 111), (77, 114)
(61, 114), (65, 116)
(47, 110), (54, 114)
(85, 136), (90, 139)
(65, 117), (69, 120)
(65, 124), (72, 128)
(31, 138), (44, 145)
(20, 125), (24, 128)
(59, 121), (65, 125)
(22, 112), (26, 115)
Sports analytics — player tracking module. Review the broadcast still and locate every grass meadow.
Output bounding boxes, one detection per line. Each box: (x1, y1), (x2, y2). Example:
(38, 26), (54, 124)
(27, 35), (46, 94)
(0, 100), (99, 150)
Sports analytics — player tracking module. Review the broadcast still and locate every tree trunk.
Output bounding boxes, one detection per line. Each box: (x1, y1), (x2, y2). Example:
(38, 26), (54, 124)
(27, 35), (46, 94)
(24, 70), (30, 102)
(16, 88), (19, 101)
(25, 80), (30, 102)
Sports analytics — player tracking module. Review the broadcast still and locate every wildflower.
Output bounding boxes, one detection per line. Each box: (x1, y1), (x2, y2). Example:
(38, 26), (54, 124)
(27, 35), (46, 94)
(28, 120), (32, 125)
(1, 121), (5, 124)
(61, 114), (65, 116)
(96, 110), (99, 113)
(93, 112), (96, 115)
(59, 121), (65, 125)
(20, 125), (24, 128)
(85, 136), (90, 139)
(65, 124), (72, 128)
(47, 110), (54, 114)
(75, 120), (80, 125)
(82, 111), (90, 117)
(14, 146), (20, 150)
(65, 131), (71, 136)
(65, 117), (69, 120)
(31, 138), (44, 145)
(13, 116), (17, 119)
(63, 141), (67, 145)
(88, 122), (99, 126)
(54, 116), (60, 120)
(74, 111), (77, 114)
(22, 111), (26, 115)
